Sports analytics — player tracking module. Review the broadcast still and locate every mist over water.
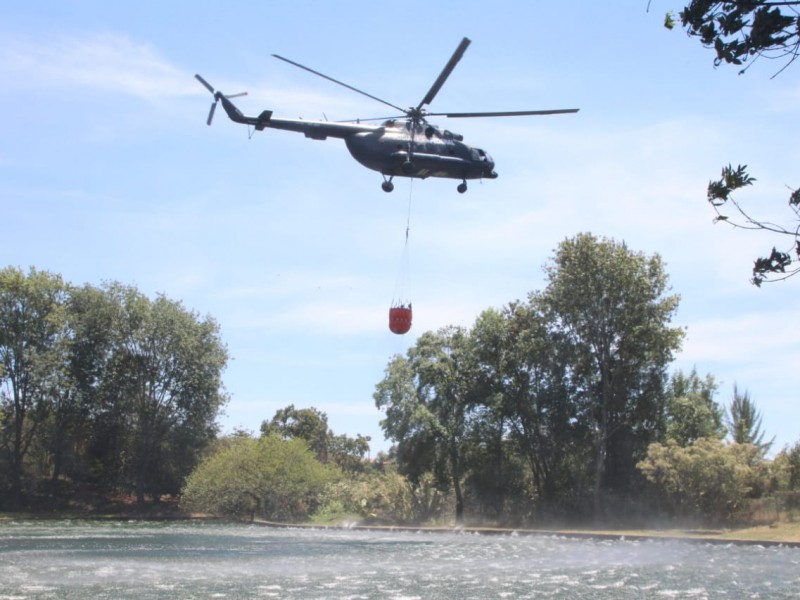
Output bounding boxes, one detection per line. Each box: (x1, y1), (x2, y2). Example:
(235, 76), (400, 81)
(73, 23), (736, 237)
(1, 521), (798, 599)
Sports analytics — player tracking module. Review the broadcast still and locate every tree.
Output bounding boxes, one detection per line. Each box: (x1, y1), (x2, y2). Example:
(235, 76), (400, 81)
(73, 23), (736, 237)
(261, 405), (371, 472)
(475, 301), (584, 518)
(181, 435), (336, 521)
(261, 405), (331, 462)
(771, 441), (800, 491)
(726, 384), (774, 454)
(540, 234), (684, 516)
(374, 327), (477, 524)
(0, 267), (69, 506)
(661, 3), (800, 284)
(665, 369), (725, 445)
(94, 283), (228, 504)
(673, 1), (800, 74)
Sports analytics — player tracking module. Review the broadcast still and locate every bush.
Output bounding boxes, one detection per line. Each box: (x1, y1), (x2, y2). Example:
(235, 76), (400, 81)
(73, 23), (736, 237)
(180, 435), (336, 521)
(313, 469), (448, 525)
(637, 438), (767, 523)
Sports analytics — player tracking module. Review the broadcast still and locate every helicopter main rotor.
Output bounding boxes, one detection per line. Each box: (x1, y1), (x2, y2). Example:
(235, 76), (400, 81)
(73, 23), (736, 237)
(272, 37), (578, 127)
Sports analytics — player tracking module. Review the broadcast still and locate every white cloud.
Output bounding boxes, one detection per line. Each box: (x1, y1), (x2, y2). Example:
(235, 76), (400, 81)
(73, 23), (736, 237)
(1, 33), (194, 97)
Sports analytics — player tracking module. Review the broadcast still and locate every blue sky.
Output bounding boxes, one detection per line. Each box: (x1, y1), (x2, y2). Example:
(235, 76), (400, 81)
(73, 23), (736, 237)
(2, 1), (798, 455)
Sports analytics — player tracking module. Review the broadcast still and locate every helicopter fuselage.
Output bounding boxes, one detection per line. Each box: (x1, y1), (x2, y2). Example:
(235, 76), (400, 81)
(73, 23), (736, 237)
(344, 120), (497, 181)
(212, 93), (497, 190)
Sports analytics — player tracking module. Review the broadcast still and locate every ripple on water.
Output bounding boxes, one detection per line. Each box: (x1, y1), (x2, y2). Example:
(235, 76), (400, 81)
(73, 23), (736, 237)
(1, 522), (798, 599)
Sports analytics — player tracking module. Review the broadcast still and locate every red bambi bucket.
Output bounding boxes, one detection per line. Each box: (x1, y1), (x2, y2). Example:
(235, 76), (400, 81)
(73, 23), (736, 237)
(388, 306), (412, 335)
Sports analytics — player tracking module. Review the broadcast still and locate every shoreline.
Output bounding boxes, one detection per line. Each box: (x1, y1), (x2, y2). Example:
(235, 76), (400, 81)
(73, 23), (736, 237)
(251, 519), (800, 548)
(3, 512), (798, 548)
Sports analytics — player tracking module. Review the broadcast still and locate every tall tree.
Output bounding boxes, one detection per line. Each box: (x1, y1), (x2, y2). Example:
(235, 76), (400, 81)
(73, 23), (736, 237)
(97, 283), (228, 504)
(0, 267), (68, 506)
(726, 384), (774, 454)
(486, 300), (583, 516)
(540, 234), (684, 516)
(374, 327), (476, 524)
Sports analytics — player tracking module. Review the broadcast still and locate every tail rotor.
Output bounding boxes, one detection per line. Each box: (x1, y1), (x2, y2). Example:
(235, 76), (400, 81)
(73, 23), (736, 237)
(194, 74), (248, 126)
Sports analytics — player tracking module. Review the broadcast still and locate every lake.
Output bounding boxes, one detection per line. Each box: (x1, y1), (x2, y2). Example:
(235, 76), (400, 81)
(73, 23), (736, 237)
(1, 520), (798, 598)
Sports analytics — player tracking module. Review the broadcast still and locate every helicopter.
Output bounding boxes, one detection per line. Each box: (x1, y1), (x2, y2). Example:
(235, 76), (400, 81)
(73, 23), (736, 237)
(195, 37), (578, 193)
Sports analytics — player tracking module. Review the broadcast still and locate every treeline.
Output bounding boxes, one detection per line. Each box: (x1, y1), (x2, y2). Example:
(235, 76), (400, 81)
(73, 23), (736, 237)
(4, 234), (800, 527)
(182, 234), (800, 527)
(0, 267), (228, 509)
(370, 233), (800, 525)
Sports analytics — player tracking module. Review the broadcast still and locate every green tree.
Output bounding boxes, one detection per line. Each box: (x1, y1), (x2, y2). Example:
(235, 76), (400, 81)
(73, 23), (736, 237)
(261, 405), (371, 472)
(541, 234), (684, 516)
(481, 301), (584, 518)
(94, 283), (228, 504)
(726, 384), (774, 454)
(0, 267), (69, 506)
(374, 327), (476, 524)
(261, 405), (331, 461)
(771, 442), (800, 491)
(665, 369), (725, 445)
(181, 434), (336, 521)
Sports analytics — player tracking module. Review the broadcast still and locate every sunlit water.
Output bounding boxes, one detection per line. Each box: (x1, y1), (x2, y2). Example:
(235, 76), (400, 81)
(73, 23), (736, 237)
(1, 520), (799, 599)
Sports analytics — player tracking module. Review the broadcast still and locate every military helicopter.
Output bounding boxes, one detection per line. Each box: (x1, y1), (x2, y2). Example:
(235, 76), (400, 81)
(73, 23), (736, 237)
(195, 37), (578, 193)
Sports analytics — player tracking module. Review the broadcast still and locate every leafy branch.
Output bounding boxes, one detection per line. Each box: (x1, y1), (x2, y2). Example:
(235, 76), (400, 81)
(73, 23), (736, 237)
(707, 164), (800, 285)
(676, 1), (800, 77)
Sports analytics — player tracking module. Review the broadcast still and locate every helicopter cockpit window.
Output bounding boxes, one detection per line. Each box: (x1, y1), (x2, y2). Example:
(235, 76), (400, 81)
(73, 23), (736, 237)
(470, 148), (487, 162)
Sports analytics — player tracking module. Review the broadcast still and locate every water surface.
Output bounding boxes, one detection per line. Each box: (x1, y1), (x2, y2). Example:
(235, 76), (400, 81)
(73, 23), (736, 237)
(1, 520), (798, 598)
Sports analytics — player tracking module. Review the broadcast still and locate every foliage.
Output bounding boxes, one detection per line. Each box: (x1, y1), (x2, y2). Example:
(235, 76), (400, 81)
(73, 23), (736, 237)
(261, 404), (370, 472)
(0, 267), (69, 505)
(313, 468), (447, 525)
(726, 384), (774, 454)
(81, 283), (228, 504)
(375, 234), (686, 522)
(471, 303), (583, 520)
(374, 326), (476, 524)
(638, 438), (769, 522)
(706, 164), (800, 285)
(0, 268), (228, 509)
(771, 442), (800, 491)
(677, 1), (800, 74)
(540, 233), (684, 514)
(665, 369), (725, 445)
(661, 4), (800, 285)
(181, 435), (336, 521)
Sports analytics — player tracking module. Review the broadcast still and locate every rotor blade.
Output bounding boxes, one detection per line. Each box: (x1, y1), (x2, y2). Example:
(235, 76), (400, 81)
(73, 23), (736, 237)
(417, 37), (471, 111)
(225, 92), (248, 99)
(195, 74), (215, 94)
(206, 101), (217, 126)
(429, 108), (580, 118)
(272, 54), (405, 114)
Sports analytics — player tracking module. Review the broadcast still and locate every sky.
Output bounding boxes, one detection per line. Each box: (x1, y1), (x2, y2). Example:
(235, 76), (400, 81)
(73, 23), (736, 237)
(2, 1), (799, 456)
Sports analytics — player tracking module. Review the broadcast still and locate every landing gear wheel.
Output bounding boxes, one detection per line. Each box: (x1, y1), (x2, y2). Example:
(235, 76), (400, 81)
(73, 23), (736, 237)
(382, 180), (395, 193)
(457, 181), (468, 194)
